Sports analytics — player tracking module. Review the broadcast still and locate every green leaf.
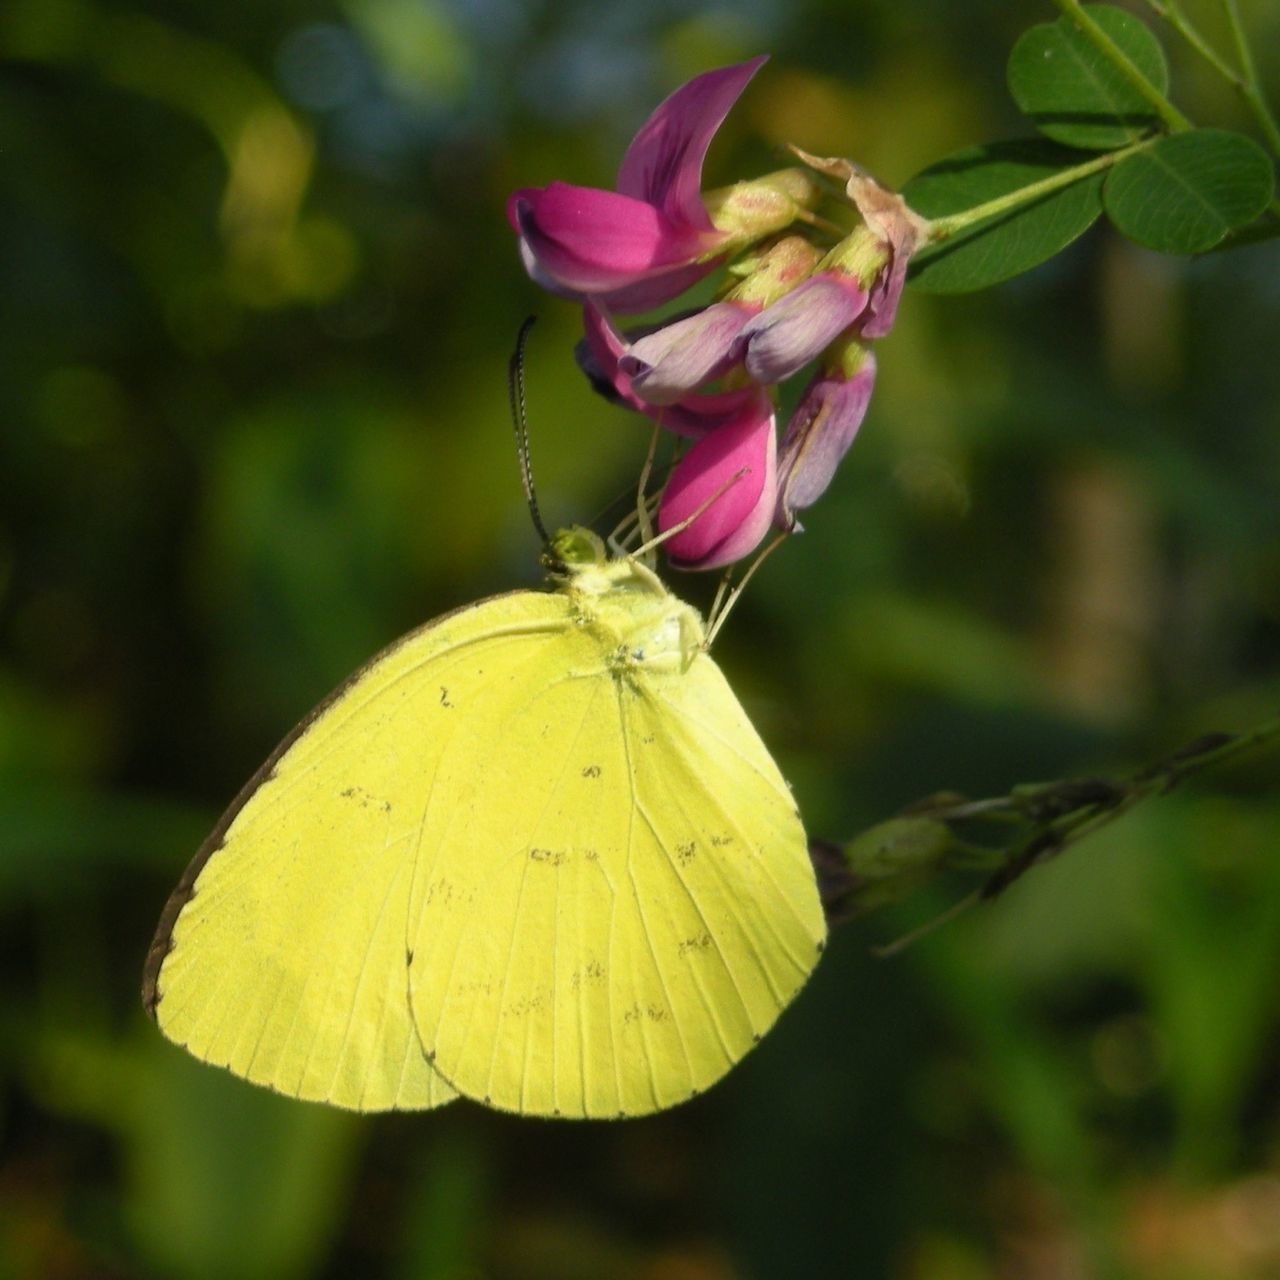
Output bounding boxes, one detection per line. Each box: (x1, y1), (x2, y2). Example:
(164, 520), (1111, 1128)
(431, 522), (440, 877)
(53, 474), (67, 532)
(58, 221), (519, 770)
(1103, 129), (1277, 253)
(1007, 4), (1168, 150)
(904, 141), (1105, 294)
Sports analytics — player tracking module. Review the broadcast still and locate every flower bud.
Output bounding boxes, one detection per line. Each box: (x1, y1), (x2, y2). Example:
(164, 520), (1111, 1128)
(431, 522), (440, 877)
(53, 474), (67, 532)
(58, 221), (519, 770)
(703, 168), (823, 244)
(658, 394), (777, 570)
(811, 817), (954, 921)
(790, 148), (931, 337)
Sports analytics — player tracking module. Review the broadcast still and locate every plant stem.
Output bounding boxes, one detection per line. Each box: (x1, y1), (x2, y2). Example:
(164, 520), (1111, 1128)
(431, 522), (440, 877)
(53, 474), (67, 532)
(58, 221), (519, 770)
(1143, 0), (1280, 156)
(982, 711), (1280, 897)
(1052, 0), (1193, 132)
(1222, 0), (1280, 155)
(1145, 0), (1241, 85)
(923, 141), (1151, 243)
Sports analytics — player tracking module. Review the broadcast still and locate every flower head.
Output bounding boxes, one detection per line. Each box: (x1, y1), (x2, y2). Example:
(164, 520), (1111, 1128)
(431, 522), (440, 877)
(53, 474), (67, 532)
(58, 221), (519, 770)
(509, 59), (769, 312)
(510, 60), (929, 573)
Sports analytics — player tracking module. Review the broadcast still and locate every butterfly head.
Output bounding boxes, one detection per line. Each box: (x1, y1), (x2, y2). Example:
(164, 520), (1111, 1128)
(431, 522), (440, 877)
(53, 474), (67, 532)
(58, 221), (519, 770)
(543, 526), (608, 576)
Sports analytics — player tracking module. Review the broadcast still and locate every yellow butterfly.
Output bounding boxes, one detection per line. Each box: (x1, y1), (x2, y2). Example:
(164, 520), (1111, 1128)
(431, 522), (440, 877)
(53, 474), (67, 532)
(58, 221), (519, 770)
(143, 525), (826, 1118)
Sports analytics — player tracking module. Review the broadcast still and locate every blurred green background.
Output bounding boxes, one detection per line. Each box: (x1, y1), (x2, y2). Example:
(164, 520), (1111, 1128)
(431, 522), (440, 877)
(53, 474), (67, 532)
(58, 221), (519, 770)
(3, 0), (1279, 1276)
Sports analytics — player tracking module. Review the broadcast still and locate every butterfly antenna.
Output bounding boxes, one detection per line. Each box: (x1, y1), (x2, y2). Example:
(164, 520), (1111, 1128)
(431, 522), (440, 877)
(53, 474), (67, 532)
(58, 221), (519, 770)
(509, 315), (552, 548)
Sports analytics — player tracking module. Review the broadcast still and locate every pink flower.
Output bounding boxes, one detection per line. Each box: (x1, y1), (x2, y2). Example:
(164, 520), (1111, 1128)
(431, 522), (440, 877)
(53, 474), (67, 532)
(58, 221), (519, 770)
(618, 235), (821, 403)
(659, 395), (778, 570)
(579, 303), (762, 437)
(729, 162), (929, 383)
(508, 58), (767, 312)
(580, 303), (778, 569)
(775, 340), (875, 531)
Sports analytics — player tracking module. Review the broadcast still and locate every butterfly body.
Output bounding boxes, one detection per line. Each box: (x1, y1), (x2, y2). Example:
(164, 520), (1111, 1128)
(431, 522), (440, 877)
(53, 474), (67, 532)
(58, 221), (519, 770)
(144, 530), (825, 1118)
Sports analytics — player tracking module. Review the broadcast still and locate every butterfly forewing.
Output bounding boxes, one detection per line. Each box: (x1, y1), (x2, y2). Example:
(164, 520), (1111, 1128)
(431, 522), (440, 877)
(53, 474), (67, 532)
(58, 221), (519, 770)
(146, 591), (573, 1111)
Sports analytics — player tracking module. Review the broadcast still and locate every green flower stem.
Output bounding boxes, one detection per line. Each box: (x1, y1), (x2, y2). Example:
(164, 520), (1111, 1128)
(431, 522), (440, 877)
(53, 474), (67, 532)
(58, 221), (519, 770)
(922, 141), (1150, 243)
(861, 710), (1280, 952)
(1145, 1), (1242, 84)
(1222, 0), (1280, 156)
(1143, 0), (1280, 157)
(1051, 0), (1193, 132)
(982, 710), (1280, 898)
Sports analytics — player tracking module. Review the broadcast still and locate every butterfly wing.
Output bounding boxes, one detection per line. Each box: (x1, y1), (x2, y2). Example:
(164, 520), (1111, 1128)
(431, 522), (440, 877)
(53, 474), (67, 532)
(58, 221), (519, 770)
(143, 590), (575, 1112)
(406, 626), (827, 1118)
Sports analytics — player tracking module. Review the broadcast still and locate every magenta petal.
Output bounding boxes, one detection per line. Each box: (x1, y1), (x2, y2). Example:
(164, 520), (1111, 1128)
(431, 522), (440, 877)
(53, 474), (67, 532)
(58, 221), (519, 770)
(776, 352), (876, 529)
(510, 183), (713, 295)
(594, 259), (721, 313)
(736, 275), (869, 384)
(620, 302), (754, 404)
(659, 400), (777, 570)
(579, 302), (652, 415)
(617, 56), (768, 229)
(659, 390), (768, 439)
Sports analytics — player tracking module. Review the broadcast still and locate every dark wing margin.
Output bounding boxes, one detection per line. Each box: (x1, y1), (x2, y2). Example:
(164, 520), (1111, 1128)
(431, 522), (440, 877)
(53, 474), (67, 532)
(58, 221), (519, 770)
(140, 590), (537, 1019)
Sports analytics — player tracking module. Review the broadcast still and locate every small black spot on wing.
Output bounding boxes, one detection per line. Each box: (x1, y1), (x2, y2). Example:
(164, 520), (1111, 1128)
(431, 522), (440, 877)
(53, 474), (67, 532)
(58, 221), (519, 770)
(581, 764), (602, 778)
(677, 933), (711, 958)
(570, 959), (605, 991)
(338, 784), (391, 813)
(623, 1002), (670, 1024)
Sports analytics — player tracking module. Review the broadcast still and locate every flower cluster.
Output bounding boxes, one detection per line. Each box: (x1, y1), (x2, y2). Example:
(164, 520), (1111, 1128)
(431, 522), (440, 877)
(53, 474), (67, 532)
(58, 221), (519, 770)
(508, 57), (929, 570)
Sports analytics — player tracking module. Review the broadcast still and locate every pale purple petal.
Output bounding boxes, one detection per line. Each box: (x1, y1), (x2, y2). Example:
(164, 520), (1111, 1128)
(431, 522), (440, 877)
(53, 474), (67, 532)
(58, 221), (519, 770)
(579, 304), (764, 438)
(619, 302), (755, 404)
(844, 171), (929, 338)
(736, 274), (868, 384)
(859, 249), (909, 338)
(617, 56), (768, 229)
(776, 351), (876, 529)
(660, 399), (777, 569)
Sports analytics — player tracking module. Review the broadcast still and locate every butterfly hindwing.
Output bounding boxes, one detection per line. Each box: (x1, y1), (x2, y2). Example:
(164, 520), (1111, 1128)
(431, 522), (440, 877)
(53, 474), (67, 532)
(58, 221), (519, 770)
(404, 619), (826, 1118)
